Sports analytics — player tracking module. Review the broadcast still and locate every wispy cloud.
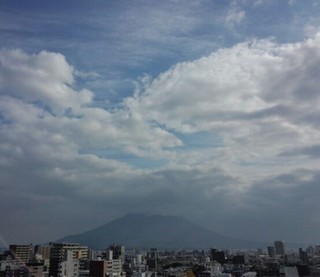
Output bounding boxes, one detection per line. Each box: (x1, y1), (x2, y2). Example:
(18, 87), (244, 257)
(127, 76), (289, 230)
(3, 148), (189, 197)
(226, 8), (246, 25)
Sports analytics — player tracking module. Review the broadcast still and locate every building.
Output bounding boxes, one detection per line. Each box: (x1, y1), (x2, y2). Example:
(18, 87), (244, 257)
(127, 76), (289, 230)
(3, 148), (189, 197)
(0, 258), (25, 276)
(133, 271), (156, 277)
(25, 262), (45, 277)
(58, 250), (79, 277)
(299, 248), (309, 264)
(165, 269), (196, 277)
(34, 244), (52, 260)
(89, 246), (124, 277)
(1, 266), (28, 277)
(49, 243), (88, 277)
(89, 259), (107, 277)
(34, 244), (52, 272)
(210, 249), (225, 265)
(0, 259), (44, 277)
(147, 249), (158, 271)
(274, 241), (286, 256)
(296, 264), (310, 276)
(109, 245), (125, 261)
(267, 246), (275, 258)
(9, 245), (33, 264)
(107, 259), (123, 276)
(242, 273), (257, 277)
(283, 266), (299, 277)
(89, 258), (123, 277)
(232, 254), (245, 265)
(106, 249), (113, 261)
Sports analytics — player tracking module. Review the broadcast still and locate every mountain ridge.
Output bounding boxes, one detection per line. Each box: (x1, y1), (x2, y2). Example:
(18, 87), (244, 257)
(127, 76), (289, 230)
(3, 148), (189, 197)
(56, 213), (263, 249)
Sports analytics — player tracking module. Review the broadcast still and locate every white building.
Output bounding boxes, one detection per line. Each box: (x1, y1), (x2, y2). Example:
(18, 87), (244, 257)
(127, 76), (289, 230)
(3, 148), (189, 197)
(283, 266), (299, 277)
(58, 250), (79, 277)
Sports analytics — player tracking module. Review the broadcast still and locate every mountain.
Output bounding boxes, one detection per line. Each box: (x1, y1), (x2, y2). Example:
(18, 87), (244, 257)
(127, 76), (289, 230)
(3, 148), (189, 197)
(56, 213), (263, 249)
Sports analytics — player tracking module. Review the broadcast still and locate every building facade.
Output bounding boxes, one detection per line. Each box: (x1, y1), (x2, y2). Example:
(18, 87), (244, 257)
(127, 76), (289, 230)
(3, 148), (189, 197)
(49, 243), (88, 277)
(274, 241), (286, 256)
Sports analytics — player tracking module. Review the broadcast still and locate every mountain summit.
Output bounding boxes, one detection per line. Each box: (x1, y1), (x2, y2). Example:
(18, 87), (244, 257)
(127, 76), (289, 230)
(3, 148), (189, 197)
(56, 213), (260, 249)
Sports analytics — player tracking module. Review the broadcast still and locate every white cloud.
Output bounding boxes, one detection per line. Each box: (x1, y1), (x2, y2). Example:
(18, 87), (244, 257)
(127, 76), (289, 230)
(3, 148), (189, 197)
(3, 33), (320, 243)
(0, 49), (182, 161)
(304, 24), (319, 38)
(4, 34), (320, 178)
(125, 33), (320, 178)
(0, 49), (93, 114)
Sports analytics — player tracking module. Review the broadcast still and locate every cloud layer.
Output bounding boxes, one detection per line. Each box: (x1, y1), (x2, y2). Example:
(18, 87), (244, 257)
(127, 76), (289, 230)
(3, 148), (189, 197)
(2, 32), (320, 244)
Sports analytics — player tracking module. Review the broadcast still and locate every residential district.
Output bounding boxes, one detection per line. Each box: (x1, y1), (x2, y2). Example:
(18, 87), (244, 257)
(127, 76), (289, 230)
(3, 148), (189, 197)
(1, 241), (320, 277)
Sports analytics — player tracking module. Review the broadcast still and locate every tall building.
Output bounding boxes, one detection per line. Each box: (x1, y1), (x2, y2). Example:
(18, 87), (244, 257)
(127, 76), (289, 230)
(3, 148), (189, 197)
(267, 246), (275, 258)
(106, 249), (113, 261)
(9, 244), (33, 264)
(34, 244), (52, 272)
(58, 250), (79, 277)
(147, 248), (158, 271)
(274, 241), (286, 256)
(106, 244), (125, 275)
(109, 245), (125, 261)
(34, 244), (52, 260)
(210, 249), (225, 265)
(49, 243), (88, 277)
(299, 248), (309, 264)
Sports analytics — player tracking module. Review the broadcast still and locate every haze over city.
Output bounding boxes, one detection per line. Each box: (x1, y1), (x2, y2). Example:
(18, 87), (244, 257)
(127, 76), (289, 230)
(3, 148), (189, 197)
(1, 0), (320, 246)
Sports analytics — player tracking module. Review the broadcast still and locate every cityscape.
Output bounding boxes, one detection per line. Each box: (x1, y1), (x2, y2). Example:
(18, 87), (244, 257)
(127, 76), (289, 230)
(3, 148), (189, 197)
(2, 2), (320, 277)
(1, 240), (320, 277)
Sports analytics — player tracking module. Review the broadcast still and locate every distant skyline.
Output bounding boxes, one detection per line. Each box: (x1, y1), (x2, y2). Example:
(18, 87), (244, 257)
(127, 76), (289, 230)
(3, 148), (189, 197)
(1, 0), (320, 245)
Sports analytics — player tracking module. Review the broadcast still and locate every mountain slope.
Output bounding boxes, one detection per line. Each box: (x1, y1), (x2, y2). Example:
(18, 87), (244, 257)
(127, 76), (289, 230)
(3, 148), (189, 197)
(56, 214), (261, 249)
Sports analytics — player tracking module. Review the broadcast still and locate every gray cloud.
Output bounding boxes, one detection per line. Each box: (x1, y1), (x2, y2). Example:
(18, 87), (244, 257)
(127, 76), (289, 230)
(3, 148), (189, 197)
(279, 145), (320, 158)
(236, 169), (320, 243)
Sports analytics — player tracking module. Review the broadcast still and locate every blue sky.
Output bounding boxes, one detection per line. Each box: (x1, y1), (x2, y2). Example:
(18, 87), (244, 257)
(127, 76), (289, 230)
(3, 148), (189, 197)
(1, 0), (320, 246)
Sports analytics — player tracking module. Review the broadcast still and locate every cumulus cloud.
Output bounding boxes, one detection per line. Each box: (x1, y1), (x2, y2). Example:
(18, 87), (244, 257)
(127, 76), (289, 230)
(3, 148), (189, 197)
(2, 33), (320, 243)
(0, 49), (182, 157)
(0, 49), (93, 114)
(0, 49), (183, 242)
(126, 34), (320, 172)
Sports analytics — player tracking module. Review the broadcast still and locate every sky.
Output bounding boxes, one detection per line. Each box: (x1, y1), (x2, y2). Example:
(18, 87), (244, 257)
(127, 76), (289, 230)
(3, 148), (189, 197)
(1, 0), (320, 246)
